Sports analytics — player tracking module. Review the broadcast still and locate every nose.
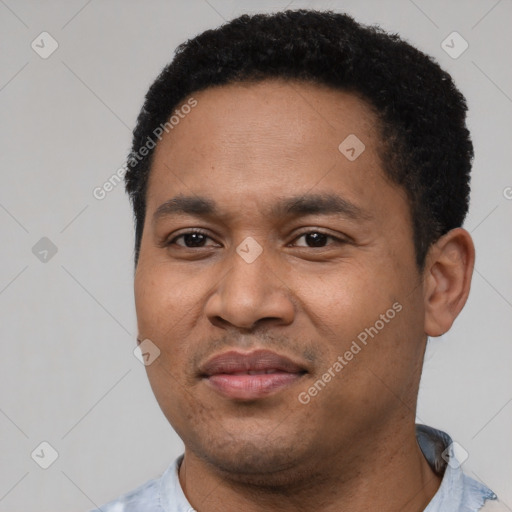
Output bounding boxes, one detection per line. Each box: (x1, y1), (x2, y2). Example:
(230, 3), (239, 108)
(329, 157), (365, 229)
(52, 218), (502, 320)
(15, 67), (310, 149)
(204, 241), (295, 331)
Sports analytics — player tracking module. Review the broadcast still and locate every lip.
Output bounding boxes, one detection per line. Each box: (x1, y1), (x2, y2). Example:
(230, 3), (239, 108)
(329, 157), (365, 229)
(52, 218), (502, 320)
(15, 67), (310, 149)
(200, 349), (307, 400)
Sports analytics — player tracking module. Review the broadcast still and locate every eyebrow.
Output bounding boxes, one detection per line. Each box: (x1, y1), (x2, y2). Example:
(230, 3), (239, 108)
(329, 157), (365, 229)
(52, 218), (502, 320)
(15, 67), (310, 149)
(272, 193), (372, 221)
(152, 192), (372, 225)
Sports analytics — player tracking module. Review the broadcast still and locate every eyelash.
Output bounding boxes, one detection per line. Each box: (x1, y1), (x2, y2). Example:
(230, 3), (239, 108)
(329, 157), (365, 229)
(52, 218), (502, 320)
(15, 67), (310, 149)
(165, 229), (347, 248)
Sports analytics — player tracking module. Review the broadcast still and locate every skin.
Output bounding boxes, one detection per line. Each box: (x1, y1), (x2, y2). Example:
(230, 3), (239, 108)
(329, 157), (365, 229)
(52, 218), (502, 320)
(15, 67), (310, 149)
(134, 79), (475, 511)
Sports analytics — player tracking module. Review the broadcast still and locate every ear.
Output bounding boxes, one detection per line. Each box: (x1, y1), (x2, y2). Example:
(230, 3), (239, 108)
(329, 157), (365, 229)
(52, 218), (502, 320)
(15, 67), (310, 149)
(423, 228), (475, 337)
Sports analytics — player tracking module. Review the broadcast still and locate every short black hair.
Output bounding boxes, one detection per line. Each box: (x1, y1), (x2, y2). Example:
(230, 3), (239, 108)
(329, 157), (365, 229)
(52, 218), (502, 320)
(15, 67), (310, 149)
(125, 9), (473, 269)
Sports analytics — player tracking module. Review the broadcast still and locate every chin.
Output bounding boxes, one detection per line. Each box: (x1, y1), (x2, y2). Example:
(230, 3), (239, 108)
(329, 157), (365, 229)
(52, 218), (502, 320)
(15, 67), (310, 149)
(191, 434), (318, 490)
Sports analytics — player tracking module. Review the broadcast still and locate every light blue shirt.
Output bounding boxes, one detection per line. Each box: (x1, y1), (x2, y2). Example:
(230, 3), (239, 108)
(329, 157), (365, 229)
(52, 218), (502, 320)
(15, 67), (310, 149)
(90, 425), (497, 512)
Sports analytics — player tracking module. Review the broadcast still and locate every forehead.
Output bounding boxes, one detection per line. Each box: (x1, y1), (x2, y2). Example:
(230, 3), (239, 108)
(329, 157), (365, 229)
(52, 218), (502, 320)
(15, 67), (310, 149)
(145, 79), (398, 221)
(153, 78), (381, 161)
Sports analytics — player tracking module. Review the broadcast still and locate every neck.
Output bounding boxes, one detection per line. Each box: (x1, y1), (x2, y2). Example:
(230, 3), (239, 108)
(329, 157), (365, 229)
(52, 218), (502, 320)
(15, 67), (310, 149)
(179, 421), (442, 512)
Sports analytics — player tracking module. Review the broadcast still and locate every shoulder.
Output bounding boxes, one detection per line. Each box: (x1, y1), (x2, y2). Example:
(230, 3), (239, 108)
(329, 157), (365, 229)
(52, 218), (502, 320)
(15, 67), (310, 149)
(88, 474), (162, 512)
(88, 456), (188, 512)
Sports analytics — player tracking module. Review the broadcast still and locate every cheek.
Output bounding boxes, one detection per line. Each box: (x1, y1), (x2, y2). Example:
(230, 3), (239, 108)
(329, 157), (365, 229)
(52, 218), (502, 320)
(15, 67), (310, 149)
(134, 270), (164, 334)
(135, 266), (202, 422)
(144, 359), (199, 443)
(297, 260), (397, 337)
(135, 263), (196, 334)
(298, 258), (421, 386)
(134, 263), (213, 381)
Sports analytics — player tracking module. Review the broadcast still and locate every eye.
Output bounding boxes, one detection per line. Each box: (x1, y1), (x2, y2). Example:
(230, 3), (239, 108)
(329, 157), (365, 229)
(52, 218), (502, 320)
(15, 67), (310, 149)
(292, 230), (345, 248)
(164, 229), (347, 250)
(167, 229), (219, 248)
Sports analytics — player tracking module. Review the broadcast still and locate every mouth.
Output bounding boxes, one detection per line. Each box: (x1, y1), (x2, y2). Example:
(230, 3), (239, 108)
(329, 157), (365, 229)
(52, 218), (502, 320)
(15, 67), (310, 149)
(199, 349), (308, 400)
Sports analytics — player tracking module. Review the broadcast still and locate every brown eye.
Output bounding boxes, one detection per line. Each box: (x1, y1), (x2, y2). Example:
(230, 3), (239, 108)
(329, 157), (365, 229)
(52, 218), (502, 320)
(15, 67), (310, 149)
(293, 231), (342, 248)
(168, 230), (217, 248)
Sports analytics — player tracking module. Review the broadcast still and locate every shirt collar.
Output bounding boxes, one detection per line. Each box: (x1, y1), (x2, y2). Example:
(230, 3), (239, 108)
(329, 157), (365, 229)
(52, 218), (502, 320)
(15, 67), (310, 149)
(159, 453), (191, 512)
(417, 424), (496, 511)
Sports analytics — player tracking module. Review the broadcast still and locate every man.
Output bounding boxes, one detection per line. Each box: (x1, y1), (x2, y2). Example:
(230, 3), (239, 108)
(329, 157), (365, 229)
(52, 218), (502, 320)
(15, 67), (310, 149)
(92, 9), (505, 512)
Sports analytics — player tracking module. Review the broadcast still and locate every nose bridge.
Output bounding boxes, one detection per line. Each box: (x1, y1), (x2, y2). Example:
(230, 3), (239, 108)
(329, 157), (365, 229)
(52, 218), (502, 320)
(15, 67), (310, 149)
(225, 237), (273, 305)
(230, 239), (268, 292)
(206, 237), (295, 329)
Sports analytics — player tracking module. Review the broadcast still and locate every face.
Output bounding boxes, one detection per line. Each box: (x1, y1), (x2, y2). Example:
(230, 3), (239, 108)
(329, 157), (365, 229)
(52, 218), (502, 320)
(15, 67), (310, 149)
(134, 79), (428, 482)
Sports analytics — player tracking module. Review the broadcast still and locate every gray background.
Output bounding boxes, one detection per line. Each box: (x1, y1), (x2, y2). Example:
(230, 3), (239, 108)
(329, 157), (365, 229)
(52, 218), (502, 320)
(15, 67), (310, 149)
(0, 0), (511, 510)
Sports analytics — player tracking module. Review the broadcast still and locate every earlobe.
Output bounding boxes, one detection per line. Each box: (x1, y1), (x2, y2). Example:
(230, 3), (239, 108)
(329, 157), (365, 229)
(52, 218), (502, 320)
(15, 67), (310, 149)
(423, 228), (475, 337)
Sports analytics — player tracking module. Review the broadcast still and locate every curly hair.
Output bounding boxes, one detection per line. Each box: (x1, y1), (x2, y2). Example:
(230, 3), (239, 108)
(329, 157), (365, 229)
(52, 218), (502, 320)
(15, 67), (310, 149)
(125, 9), (473, 269)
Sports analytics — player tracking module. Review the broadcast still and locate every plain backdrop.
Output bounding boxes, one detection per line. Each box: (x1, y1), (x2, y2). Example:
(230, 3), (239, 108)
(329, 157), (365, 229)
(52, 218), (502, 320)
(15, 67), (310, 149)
(0, 1), (511, 510)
